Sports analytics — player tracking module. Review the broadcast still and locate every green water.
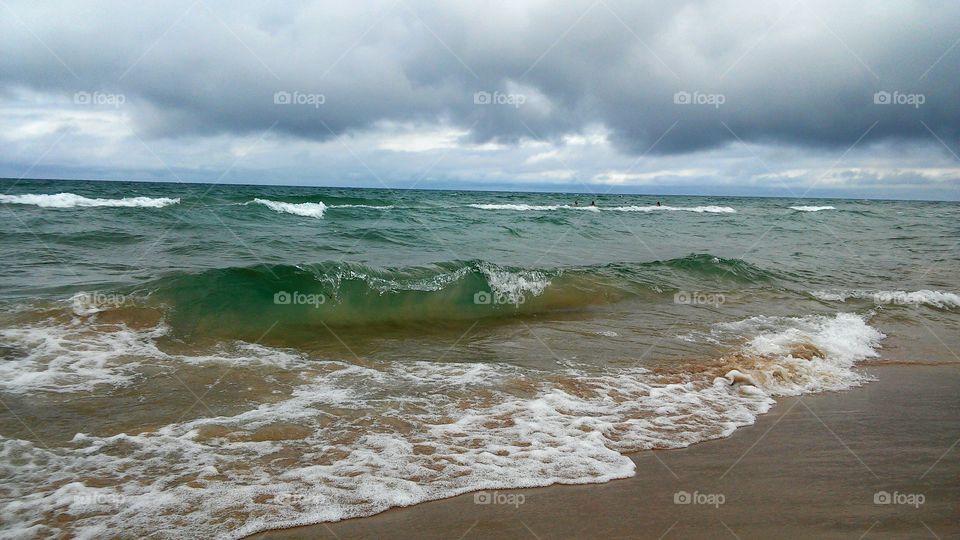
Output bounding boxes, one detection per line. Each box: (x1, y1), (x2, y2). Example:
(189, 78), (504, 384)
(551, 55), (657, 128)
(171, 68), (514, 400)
(0, 178), (957, 538)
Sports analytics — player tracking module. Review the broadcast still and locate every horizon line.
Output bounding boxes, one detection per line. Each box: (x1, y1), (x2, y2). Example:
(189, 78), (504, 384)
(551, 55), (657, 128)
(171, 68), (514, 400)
(2, 175), (957, 203)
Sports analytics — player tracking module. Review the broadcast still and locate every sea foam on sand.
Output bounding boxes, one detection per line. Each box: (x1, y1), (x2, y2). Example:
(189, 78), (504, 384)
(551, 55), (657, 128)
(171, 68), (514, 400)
(0, 312), (883, 539)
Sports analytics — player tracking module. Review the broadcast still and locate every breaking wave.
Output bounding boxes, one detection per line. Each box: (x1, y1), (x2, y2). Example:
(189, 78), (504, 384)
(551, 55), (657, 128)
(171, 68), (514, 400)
(0, 193), (179, 208)
(790, 205), (835, 212)
(0, 312), (883, 538)
(250, 198), (328, 218)
(46, 255), (778, 341)
(811, 289), (960, 309)
(468, 203), (735, 213)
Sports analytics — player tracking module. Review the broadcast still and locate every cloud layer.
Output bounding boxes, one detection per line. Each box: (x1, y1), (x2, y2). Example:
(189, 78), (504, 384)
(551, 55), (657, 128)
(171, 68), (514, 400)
(1, 0), (959, 198)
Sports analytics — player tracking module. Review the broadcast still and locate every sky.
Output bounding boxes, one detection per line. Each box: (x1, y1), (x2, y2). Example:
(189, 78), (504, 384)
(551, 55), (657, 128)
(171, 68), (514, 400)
(1, 0), (959, 200)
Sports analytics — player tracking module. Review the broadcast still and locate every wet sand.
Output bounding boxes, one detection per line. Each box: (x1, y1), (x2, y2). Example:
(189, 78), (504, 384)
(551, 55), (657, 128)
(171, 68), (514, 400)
(250, 364), (959, 539)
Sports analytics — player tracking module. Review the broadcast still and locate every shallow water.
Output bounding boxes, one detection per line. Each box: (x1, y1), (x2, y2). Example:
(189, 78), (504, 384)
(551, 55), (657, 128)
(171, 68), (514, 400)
(0, 179), (957, 538)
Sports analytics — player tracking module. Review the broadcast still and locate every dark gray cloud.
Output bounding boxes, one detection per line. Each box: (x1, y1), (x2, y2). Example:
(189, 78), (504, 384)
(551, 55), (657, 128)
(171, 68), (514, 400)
(2, 0), (958, 154)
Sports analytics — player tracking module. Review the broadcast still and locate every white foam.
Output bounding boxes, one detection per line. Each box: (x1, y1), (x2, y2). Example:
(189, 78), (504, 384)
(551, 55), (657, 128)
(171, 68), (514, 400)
(0, 359), (766, 539)
(716, 312), (884, 396)
(790, 205), (835, 212)
(0, 319), (169, 394)
(0, 314), (315, 396)
(811, 289), (960, 309)
(609, 205), (736, 213)
(251, 198), (327, 218)
(468, 203), (600, 212)
(468, 203), (735, 213)
(0, 312), (883, 539)
(329, 204), (394, 209)
(0, 193), (179, 208)
(479, 263), (551, 304)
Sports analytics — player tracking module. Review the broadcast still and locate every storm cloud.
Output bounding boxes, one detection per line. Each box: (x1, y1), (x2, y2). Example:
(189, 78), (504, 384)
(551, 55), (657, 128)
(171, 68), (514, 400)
(1, 0), (959, 197)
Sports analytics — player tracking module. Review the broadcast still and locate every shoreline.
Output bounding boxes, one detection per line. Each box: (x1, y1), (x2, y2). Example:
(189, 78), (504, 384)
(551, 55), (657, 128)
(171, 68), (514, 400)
(250, 364), (960, 539)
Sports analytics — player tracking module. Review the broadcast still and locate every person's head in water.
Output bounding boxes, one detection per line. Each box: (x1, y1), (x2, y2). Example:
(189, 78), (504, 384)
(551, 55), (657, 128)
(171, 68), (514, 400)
(656, 201), (661, 206)
(574, 200), (579, 206)
(590, 200), (596, 206)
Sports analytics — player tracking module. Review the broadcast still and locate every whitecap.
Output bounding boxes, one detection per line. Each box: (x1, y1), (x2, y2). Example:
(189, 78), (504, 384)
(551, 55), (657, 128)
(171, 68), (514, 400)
(468, 203), (734, 213)
(251, 198), (327, 218)
(0, 193), (179, 208)
(789, 205), (835, 212)
(608, 205), (736, 213)
(811, 289), (960, 309)
(468, 203), (599, 212)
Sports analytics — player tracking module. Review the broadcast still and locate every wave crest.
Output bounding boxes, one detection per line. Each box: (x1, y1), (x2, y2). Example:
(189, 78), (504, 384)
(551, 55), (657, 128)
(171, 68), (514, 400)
(44, 254), (775, 334)
(0, 193), (179, 208)
(610, 205), (736, 213)
(811, 289), (960, 309)
(468, 203), (735, 213)
(790, 205), (835, 212)
(251, 198), (327, 218)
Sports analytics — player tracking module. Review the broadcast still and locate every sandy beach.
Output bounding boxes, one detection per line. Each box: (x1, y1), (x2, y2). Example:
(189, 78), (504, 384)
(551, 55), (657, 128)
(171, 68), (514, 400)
(253, 363), (959, 539)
